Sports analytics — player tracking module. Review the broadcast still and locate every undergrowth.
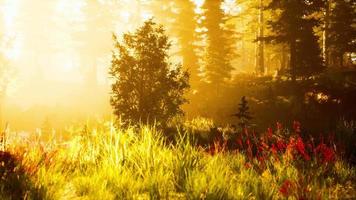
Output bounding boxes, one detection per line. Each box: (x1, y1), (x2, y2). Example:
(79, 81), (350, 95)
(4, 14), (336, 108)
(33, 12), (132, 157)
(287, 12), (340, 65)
(0, 119), (355, 199)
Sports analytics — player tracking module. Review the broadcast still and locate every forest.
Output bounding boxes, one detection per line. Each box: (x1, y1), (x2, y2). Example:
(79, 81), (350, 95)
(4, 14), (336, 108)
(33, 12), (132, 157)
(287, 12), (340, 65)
(0, 0), (355, 199)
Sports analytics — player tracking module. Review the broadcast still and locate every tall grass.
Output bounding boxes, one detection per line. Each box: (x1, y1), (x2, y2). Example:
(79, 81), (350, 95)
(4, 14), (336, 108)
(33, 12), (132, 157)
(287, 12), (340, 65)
(1, 119), (355, 199)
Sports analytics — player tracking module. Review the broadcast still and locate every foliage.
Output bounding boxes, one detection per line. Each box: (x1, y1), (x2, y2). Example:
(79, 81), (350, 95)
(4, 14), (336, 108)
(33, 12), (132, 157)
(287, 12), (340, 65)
(327, 0), (356, 67)
(233, 96), (253, 130)
(265, 0), (325, 80)
(110, 19), (190, 126)
(1, 119), (355, 199)
(200, 0), (237, 87)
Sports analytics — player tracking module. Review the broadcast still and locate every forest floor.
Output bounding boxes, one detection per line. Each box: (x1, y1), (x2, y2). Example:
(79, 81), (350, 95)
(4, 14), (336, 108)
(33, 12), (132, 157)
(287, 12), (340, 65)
(0, 119), (355, 199)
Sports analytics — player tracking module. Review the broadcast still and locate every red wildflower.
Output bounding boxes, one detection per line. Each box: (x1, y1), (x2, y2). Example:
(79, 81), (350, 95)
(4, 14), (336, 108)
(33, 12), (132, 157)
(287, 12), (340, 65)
(322, 147), (334, 163)
(279, 180), (293, 197)
(271, 144), (277, 155)
(237, 137), (243, 147)
(276, 139), (287, 151)
(315, 143), (335, 163)
(246, 139), (251, 146)
(244, 162), (251, 169)
(295, 137), (310, 161)
(258, 155), (265, 163)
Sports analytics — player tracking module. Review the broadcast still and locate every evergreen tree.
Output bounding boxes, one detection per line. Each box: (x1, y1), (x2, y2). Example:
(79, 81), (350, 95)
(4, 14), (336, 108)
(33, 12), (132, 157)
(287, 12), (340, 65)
(265, 0), (325, 80)
(73, 0), (115, 87)
(145, 0), (200, 88)
(110, 20), (190, 126)
(201, 0), (236, 91)
(174, 0), (200, 88)
(328, 0), (356, 67)
(296, 22), (324, 78)
(233, 96), (253, 129)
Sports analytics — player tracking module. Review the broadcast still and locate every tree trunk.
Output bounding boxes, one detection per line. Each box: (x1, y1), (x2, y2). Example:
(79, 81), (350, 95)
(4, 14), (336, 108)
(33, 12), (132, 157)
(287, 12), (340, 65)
(323, 0), (331, 66)
(290, 38), (297, 82)
(258, 0), (265, 75)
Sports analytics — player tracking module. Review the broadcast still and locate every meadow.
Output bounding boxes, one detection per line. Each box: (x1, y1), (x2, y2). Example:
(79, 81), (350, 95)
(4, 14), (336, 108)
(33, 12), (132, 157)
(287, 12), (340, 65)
(1, 118), (355, 200)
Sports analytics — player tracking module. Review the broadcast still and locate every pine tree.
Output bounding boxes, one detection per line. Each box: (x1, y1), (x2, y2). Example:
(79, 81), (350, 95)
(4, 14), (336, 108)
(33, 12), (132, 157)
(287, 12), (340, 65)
(233, 96), (253, 129)
(328, 0), (356, 67)
(110, 20), (190, 126)
(265, 0), (325, 80)
(201, 0), (236, 91)
(296, 22), (324, 78)
(174, 0), (200, 88)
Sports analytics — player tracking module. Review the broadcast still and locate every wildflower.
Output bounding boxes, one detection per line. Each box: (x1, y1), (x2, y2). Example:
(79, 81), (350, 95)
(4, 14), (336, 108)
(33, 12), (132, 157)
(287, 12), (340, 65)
(322, 147), (334, 163)
(295, 137), (310, 161)
(271, 144), (277, 155)
(279, 180), (293, 197)
(244, 162), (251, 169)
(315, 143), (335, 163)
(236, 137), (243, 147)
(276, 139), (287, 151)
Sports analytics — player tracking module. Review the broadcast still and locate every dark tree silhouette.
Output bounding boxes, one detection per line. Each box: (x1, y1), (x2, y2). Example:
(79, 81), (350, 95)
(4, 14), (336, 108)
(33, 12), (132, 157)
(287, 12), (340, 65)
(201, 0), (236, 93)
(233, 96), (253, 130)
(327, 0), (356, 67)
(110, 19), (190, 126)
(265, 0), (325, 80)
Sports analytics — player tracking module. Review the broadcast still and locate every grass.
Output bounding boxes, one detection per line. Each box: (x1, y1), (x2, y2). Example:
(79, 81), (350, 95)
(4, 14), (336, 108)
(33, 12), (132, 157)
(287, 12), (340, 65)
(1, 119), (355, 199)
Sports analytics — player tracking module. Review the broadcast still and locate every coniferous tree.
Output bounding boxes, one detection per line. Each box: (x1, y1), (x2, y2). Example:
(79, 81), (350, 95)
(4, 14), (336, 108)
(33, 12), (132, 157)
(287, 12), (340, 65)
(174, 0), (200, 88)
(265, 0), (325, 80)
(327, 0), (356, 67)
(201, 0), (236, 92)
(233, 96), (253, 130)
(296, 22), (324, 78)
(146, 0), (200, 88)
(257, 0), (265, 75)
(110, 20), (189, 126)
(74, 0), (115, 87)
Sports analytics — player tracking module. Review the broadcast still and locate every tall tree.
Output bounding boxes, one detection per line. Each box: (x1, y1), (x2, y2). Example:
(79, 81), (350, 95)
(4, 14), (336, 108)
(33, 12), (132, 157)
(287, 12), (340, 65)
(110, 20), (189, 125)
(266, 0), (325, 81)
(174, 0), (200, 88)
(327, 0), (356, 67)
(257, 0), (265, 75)
(146, 0), (200, 88)
(74, 0), (115, 87)
(201, 0), (236, 92)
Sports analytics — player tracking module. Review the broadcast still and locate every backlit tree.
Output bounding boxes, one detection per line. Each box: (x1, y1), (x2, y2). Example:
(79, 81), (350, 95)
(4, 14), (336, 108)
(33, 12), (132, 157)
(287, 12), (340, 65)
(110, 20), (189, 126)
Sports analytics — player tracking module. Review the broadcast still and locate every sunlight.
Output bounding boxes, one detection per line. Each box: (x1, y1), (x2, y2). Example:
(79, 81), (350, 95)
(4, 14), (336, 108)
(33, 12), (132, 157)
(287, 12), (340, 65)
(222, 0), (242, 15)
(55, 0), (85, 20)
(120, 11), (131, 23)
(1, 0), (20, 30)
(3, 37), (22, 60)
(1, 0), (22, 59)
(0, 1), (354, 199)
(193, 0), (205, 7)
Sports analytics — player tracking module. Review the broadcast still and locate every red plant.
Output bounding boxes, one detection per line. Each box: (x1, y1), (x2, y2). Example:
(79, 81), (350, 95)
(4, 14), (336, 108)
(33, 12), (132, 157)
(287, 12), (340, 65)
(270, 144), (277, 155)
(276, 139), (287, 151)
(295, 137), (310, 161)
(279, 179), (294, 197)
(207, 121), (338, 169)
(315, 143), (335, 163)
